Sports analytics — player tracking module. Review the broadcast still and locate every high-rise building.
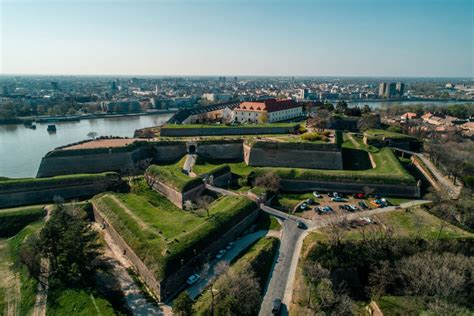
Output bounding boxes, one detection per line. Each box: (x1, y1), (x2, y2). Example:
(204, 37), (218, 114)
(2, 85), (9, 96)
(110, 80), (117, 92)
(50, 81), (59, 90)
(378, 83), (387, 97)
(396, 82), (405, 97)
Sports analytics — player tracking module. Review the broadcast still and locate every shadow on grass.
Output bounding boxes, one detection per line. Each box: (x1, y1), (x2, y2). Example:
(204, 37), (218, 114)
(342, 148), (372, 170)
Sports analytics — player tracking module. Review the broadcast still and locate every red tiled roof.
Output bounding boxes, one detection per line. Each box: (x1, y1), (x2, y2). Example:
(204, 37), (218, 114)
(236, 99), (300, 113)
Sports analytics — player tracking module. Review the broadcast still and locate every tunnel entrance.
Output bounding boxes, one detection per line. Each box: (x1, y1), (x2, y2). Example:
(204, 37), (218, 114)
(188, 145), (197, 154)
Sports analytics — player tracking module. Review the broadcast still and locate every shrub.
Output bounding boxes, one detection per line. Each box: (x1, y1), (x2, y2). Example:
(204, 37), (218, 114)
(301, 132), (322, 141)
(0, 207), (46, 237)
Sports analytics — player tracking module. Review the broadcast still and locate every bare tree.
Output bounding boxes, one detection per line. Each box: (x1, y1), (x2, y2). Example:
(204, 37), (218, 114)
(367, 261), (392, 300)
(303, 261), (330, 308)
(87, 131), (98, 139)
(195, 195), (214, 217)
(253, 172), (280, 193)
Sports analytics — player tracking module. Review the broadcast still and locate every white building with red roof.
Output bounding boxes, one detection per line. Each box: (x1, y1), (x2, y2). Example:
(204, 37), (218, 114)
(233, 99), (303, 123)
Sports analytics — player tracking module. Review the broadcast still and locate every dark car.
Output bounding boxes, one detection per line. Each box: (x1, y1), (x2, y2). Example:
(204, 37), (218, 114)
(272, 299), (282, 314)
(297, 221), (306, 229)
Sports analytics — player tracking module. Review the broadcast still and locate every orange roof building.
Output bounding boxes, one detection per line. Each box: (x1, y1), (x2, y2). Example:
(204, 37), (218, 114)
(233, 99), (303, 123)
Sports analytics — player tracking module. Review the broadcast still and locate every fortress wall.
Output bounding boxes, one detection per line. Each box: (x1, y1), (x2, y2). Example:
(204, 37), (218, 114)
(247, 147), (343, 170)
(0, 177), (120, 208)
(210, 172), (232, 187)
(153, 142), (187, 162)
(160, 207), (260, 301)
(160, 126), (295, 137)
(37, 151), (135, 177)
(280, 179), (420, 198)
(92, 204), (162, 299)
(196, 142), (243, 160)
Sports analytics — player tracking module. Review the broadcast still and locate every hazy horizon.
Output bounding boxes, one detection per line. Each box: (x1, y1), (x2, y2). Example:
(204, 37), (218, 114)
(1, 0), (473, 77)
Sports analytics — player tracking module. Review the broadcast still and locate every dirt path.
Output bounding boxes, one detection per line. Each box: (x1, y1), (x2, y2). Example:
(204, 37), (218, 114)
(346, 133), (361, 149)
(0, 240), (21, 316)
(98, 224), (166, 315)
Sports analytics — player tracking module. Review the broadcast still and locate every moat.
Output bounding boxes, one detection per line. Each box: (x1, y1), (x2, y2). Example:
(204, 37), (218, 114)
(0, 113), (172, 178)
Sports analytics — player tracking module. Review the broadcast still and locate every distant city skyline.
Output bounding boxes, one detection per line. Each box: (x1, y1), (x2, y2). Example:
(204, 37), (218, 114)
(1, 0), (473, 77)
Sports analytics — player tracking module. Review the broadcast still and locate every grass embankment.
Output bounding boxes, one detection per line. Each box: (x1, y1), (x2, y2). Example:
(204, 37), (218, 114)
(0, 172), (119, 190)
(0, 221), (44, 315)
(47, 287), (116, 316)
(146, 157), (203, 192)
(364, 129), (417, 140)
(193, 236), (280, 313)
(193, 160), (255, 178)
(0, 206), (46, 237)
(255, 212), (282, 231)
(93, 181), (256, 279)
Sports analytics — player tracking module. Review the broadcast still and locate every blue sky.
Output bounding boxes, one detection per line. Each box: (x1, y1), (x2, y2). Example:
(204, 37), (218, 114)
(1, 0), (472, 77)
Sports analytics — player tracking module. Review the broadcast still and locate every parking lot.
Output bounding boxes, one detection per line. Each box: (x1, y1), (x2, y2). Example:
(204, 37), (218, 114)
(291, 192), (391, 220)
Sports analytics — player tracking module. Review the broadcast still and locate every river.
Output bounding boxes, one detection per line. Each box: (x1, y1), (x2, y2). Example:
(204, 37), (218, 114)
(0, 114), (172, 178)
(347, 100), (472, 108)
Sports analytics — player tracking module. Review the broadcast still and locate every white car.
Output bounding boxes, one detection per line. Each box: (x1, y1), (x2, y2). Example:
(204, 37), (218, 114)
(186, 274), (201, 285)
(313, 191), (322, 198)
(215, 249), (226, 259)
(225, 242), (234, 250)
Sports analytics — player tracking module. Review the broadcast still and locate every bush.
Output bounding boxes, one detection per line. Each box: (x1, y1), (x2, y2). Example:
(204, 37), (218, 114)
(301, 132), (322, 141)
(387, 125), (403, 133)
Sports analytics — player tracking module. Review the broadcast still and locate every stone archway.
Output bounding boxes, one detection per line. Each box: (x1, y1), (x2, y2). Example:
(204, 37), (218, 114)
(187, 142), (198, 154)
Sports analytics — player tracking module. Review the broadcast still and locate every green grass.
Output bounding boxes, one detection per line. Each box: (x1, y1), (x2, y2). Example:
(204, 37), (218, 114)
(146, 157), (203, 192)
(377, 295), (424, 316)
(93, 185), (256, 279)
(194, 236), (279, 313)
(365, 129), (417, 140)
(1, 221), (45, 315)
(193, 160), (255, 178)
(47, 287), (116, 316)
(0, 206), (46, 237)
(255, 212), (282, 231)
(0, 172), (119, 190)
(163, 123), (298, 129)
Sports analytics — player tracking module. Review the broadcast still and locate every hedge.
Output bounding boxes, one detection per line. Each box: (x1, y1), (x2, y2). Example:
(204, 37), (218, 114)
(0, 206), (46, 237)
(205, 165), (231, 178)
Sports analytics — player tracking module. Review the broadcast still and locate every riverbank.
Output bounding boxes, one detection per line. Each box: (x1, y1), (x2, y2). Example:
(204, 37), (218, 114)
(0, 109), (177, 125)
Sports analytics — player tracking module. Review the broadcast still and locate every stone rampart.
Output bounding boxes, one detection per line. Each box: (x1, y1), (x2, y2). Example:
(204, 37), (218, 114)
(92, 204), (162, 299)
(245, 141), (343, 170)
(279, 178), (420, 198)
(0, 175), (121, 208)
(160, 126), (296, 137)
(196, 141), (243, 160)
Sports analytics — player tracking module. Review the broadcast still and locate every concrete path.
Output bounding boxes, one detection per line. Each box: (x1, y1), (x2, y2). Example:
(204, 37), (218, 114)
(205, 184), (240, 197)
(183, 154), (197, 175)
(100, 226), (164, 315)
(392, 147), (462, 199)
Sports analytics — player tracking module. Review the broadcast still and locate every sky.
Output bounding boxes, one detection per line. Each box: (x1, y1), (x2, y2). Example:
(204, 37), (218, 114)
(0, 0), (473, 77)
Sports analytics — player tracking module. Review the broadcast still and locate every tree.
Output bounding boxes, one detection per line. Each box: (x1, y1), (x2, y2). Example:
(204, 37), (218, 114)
(367, 261), (392, 300)
(357, 114), (379, 131)
(173, 291), (194, 316)
(335, 100), (348, 114)
(303, 261), (330, 308)
(38, 204), (102, 285)
(87, 131), (98, 139)
(0, 102), (16, 120)
(362, 104), (372, 114)
(309, 109), (330, 131)
(195, 195), (214, 217)
(19, 234), (43, 284)
(253, 172), (280, 193)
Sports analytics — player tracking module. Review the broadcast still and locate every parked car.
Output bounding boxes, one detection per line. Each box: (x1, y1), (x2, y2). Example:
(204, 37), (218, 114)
(358, 201), (368, 209)
(272, 299), (282, 314)
(354, 193), (365, 199)
(186, 274), (201, 285)
(349, 205), (359, 211)
(299, 202), (308, 210)
(297, 221), (306, 229)
(313, 191), (322, 198)
(331, 197), (347, 202)
(306, 198), (315, 205)
(338, 205), (346, 210)
(225, 242), (234, 250)
(215, 249), (226, 259)
(323, 206), (333, 212)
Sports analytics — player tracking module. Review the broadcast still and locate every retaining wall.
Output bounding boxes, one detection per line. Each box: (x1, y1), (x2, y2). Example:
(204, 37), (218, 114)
(196, 141), (243, 160)
(160, 126), (296, 137)
(279, 178), (421, 198)
(92, 204), (162, 299)
(0, 175), (121, 208)
(244, 141), (343, 170)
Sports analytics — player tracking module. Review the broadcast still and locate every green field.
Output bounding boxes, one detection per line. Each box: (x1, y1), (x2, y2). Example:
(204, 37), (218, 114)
(0, 205), (46, 237)
(193, 160), (255, 178)
(93, 183), (256, 279)
(146, 157), (203, 192)
(193, 236), (279, 313)
(364, 129), (417, 140)
(47, 287), (116, 316)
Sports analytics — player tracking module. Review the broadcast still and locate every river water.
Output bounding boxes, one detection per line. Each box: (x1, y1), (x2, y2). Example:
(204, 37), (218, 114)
(0, 114), (172, 178)
(347, 100), (472, 108)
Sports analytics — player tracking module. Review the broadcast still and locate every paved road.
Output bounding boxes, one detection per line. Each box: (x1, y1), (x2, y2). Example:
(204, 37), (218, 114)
(205, 184), (240, 197)
(187, 230), (269, 299)
(258, 200), (431, 315)
(392, 147), (462, 199)
(183, 154), (197, 174)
